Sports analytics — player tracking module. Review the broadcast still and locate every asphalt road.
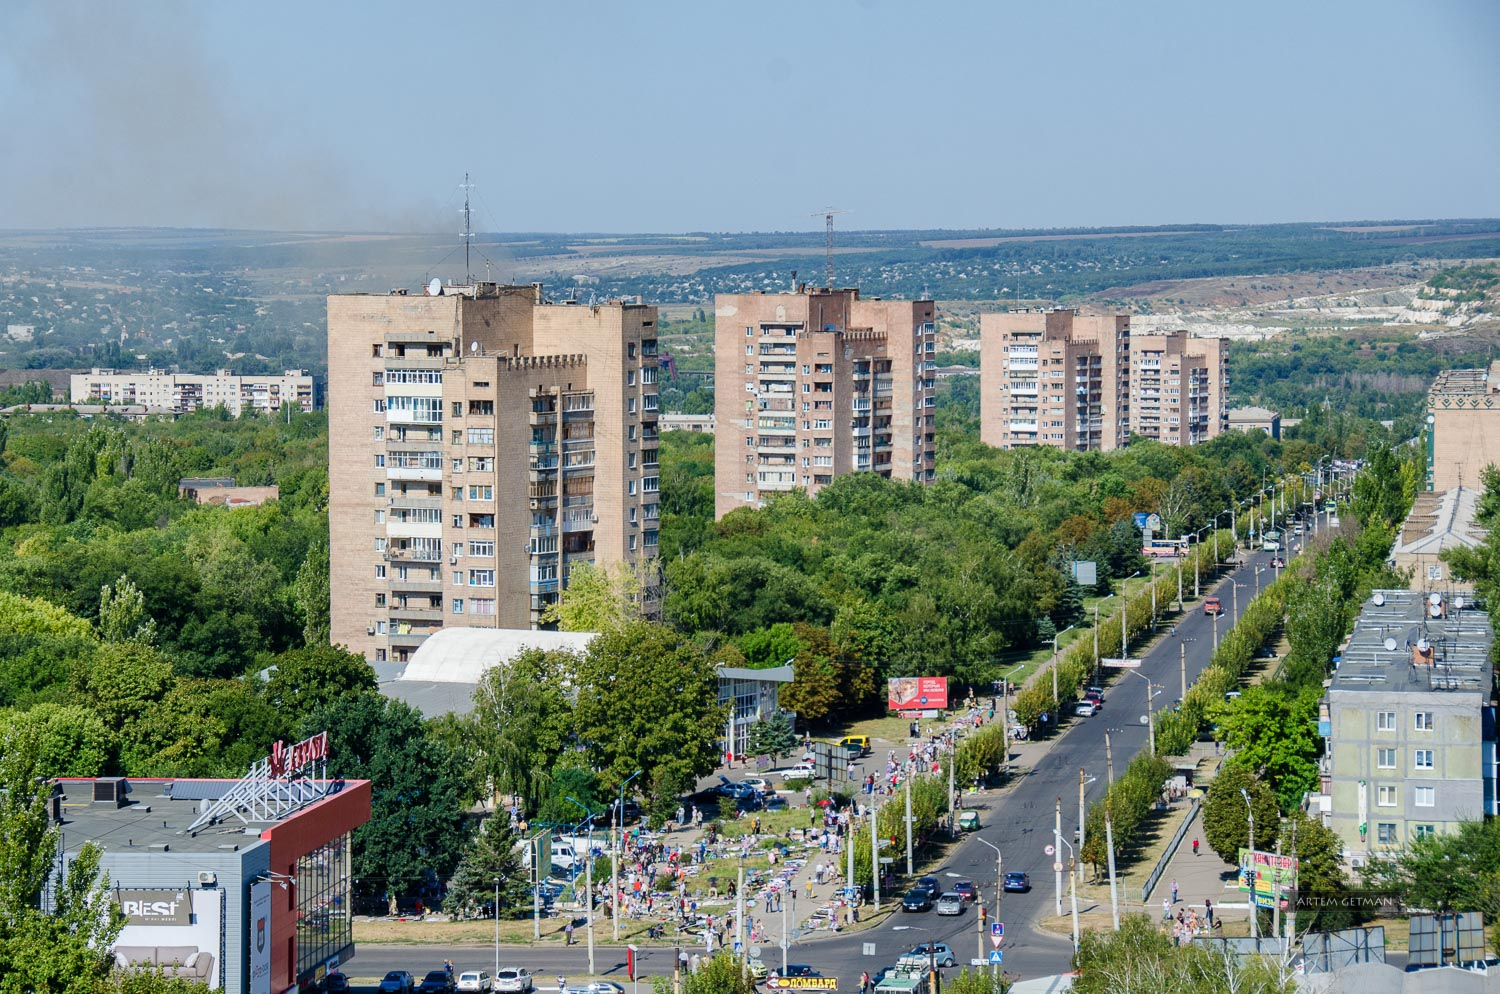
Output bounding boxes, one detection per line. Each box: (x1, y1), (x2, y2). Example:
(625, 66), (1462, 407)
(342, 514), (1330, 988)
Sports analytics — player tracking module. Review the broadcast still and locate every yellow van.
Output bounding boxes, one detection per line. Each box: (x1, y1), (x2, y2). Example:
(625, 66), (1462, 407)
(839, 735), (871, 757)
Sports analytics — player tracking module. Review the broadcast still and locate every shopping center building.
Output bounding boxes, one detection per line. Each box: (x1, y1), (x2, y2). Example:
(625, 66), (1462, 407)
(56, 733), (371, 994)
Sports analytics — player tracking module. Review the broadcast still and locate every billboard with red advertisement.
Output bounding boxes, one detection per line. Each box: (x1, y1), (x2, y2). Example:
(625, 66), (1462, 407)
(888, 676), (949, 712)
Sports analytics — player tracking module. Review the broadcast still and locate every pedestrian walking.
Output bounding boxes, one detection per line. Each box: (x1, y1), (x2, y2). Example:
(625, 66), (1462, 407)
(556, 976), (566, 994)
(1192, 837), (1200, 856)
(1162, 897), (1171, 921)
(1171, 879), (1179, 904)
(565, 921), (575, 945)
(1204, 898), (1214, 927)
(861, 971), (872, 994)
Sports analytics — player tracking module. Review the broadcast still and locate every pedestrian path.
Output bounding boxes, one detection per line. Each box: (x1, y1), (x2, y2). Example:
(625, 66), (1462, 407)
(1150, 804), (1249, 933)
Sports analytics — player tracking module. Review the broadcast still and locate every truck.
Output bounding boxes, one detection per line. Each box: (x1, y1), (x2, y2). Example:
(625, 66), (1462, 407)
(874, 974), (930, 994)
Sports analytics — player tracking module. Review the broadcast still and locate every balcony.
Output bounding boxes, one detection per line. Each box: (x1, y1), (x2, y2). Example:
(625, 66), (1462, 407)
(389, 573), (443, 592)
(530, 577), (559, 594)
(383, 547), (441, 563)
(529, 408), (557, 426)
(386, 465), (443, 483)
(562, 509), (595, 533)
(385, 409), (442, 426)
(388, 496), (442, 511)
(388, 629), (435, 647)
(1009, 420), (1039, 432)
(388, 605), (443, 622)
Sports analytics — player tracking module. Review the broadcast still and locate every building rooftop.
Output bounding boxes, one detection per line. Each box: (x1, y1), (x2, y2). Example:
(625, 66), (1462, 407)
(55, 778), (355, 854)
(1227, 405), (1280, 422)
(1429, 363), (1500, 400)
(1330, 589), (1493, 697)
(379, 627), (598, 717)
(1392, 487), (1485, 556)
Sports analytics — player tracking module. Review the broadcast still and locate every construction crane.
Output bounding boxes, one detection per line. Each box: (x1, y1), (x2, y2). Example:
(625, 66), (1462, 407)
(810, 207), (849, 289)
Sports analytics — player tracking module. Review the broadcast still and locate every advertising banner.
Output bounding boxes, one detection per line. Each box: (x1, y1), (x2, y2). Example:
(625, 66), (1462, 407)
(111, 887), (221, 989)
(887, 676), (949, 712)
(1238, 848), (1297, 909)
(249, 880), (272, 994)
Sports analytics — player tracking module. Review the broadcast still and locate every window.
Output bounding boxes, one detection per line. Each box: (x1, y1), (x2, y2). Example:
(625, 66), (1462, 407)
(451, 401), (463, 417)
(374, 509), (386, 524)
(629, 507), (638, 524)
(468, 569), (495, 587)
(1414, 824), (1436, 840)
(629, 453), (638, 470)
(452, 571), (463, 585)
(467, 427), (495, 444)
(451, 430), (463, 444)
(471, 598), (495, 616)
(644, 529), (658, 548)
(468, 456), (494, 472)
(373, 425), (385, 440)
(372, 399), (387, 413)
(452, 514), (463, 528)
(468, 485), (493, 501)
(452, 458), (463, 472)
(469, 400), (494, 415)
(451, 599), (464, 614)
(385, 395), (442, 422)
(1376, 786), (1396, 807)
(375, 565), (386, 579)
(1414, 749), (1434, 770)
(374, 454), (386, 467)
(376, 621), (387, 635)
(1377, 711), (1396, 732)
(373, 538), (387, 552)
(451, 487), (463, 501)
(1377, 823), (1398, 845)
(629, 534), (638, 551)
(628, 398), (637, 414)
(1377, 748), (1396, 769)
(469, 540), (494, 557)
(628, 425), (637, 441)
(1414, 712), (1433, 731)
(374, 483), (385, 496)
(375, 649), (387, 661)
(375, 593), (386, 607)
(1414, 786), (1435, 807)
(627, 370), (636, 386)
(628, 343), (637, 358)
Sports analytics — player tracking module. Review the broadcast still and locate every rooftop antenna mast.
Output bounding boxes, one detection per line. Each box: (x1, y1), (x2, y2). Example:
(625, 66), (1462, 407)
(810, 207), (848, 289)
(460, 172), (475, 283)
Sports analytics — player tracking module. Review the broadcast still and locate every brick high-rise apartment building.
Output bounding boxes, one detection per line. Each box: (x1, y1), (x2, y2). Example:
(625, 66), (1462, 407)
(713, 288), (936, 518)
(1128, 331), (1228, 445)
(979, 310), (1131, 451)
(980, 310), (1227, 451)
(327, 282), (660, 662)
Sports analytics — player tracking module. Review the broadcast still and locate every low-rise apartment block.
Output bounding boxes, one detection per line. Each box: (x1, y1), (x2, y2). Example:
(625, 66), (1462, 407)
(713, 288), (936, 518)
(71, 368), (316, 415)
(327, 282), (660, 662)
(1310, 588), (1497, 865)
(979, 310), (1130, 451)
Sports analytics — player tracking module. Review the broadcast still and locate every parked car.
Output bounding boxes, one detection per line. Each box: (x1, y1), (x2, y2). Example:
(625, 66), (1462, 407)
(783, 966), (820, 978)
(457, 972), (492, 993)
(419, 971), (456, 994)
(380, 973), (416, 994)
(1086, 685), (1105, 699)
(952, 880), (978, 903)
(773, 762), (817, 779)
(323, 975), (350, 994)
(897, 944), (958, 969)
(839, 735), (872, 756)
(492, 968), (532, 993)
(1084, 690), (1104, 708)
(901, 888), (934, 912)
(1003, 872), (1032, 893)
(935, 893), (965, 916)
(1073, 701), (1096, 717)
(716, 776), (758, 798)
(739, 777), (770, 792)
(763, 794), (789, 811)
(748, 960), (770, 982)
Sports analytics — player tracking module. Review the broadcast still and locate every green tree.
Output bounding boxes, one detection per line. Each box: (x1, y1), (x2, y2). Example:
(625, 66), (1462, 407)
(0, 703), (118, 778)
(0, 727), (127, 992)
(1209, 684), (1323, 812)
(540, 560), (650, 633)
(1363, 817), (1500, 956)
(744, 711), (797, 760)
(98, 574), (158, 645)
(444, 817), (532, 920)
(292, 540), (330, 645)
(945, 970), (1013, 994)
(466, 647), (578, 812)
(571, 622), (728, 820)
(303, 695), (469, 915)
(650, 954), (756, 994)
(1201, 765), (1280, 863)
(1071, 912), (1293, 993)
(262, 645), (376, 714)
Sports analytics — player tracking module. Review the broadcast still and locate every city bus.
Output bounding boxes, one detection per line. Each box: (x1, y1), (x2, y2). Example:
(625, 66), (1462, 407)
(1142, 538), (1189, 558)
(1262, 529), (1283, 551)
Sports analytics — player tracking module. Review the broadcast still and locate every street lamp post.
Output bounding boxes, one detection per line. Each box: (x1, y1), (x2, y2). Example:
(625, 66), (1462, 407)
(613, 769), (643, 942)
(1121, 572), (1141, 662)
(974, 837), (1003, 977)
(565, 797), (597, 975)
(1120, 669), (1157, 755)
(1092, 595), (1115, 686)
(1057, 836), (1081, 953)
(1240, 787), (1258, 941)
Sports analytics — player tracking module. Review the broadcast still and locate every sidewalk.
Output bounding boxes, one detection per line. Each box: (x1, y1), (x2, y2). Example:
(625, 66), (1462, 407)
(1149, 804), (1249, 928)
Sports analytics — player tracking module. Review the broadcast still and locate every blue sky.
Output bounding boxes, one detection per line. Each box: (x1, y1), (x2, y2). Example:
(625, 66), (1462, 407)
(1, 0), (1496, 232)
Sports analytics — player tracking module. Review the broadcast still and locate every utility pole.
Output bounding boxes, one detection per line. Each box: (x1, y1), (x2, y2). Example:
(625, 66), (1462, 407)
(1054, 797), (1063, 918)
(847, 799), (856, 924)
(1272, 835), (1282, 944)
(736, 862), (746, 978)
(1105, 732), (1115, 790)
(495, 878), (500, 977)
(532, 834), (543, 940)
(585, 841), (595, 975)
(870, 790), (880, 913)
(1105, 804), (1120, 931)
(1177, 558), (1184, 612)
(1180, 640), (1188, 702)
(1077, 768), (1087, 884)
(905, 776), (914, 876)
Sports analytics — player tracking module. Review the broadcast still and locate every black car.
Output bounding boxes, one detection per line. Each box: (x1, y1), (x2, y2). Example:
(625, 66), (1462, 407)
(418, 971), (456, 994)
(323, 975), (350, 994)
(1003, 871), (1032, 893)
(901, 888), (934, 912)
(913, 875), (942, 900)
(763, 794), (789, 811)
(783, 966), (820, 978)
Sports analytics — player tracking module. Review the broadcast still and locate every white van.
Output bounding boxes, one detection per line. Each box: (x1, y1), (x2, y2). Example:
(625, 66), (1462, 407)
(520, 839), (578, 872)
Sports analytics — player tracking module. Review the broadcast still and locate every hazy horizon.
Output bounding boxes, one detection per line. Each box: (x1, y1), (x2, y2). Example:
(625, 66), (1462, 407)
(3, 0), (1497, 234)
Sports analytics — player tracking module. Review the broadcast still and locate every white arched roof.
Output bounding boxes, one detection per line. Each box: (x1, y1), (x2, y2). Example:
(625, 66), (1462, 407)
(401, 627), (597, 685)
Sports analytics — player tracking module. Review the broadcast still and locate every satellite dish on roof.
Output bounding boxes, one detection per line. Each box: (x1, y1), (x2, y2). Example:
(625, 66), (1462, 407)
(1454, 595), (1466, 610)
(1417, 638), (1430, 653)
(1429, 592), (1443, 606)
(1430, 604), (1443, 618)
(1372, 593), (1386, 607)
(428, 277), (443, 296)
(470, 340), (479, 354)
(1383, 637), (1398, 652)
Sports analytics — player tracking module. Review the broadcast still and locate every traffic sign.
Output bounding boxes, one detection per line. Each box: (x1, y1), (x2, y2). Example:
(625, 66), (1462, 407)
(991, 922), (1004, 937)
(990, 935), (1002, 949)
(1053, 861), (1064, 872)
(988, 950), (1004, 965)
(1044, 845), (1055, 856)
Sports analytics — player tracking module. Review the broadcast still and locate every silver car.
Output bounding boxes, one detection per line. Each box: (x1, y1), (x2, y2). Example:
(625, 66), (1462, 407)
(935, 893), (965, 916)
(457, 973), (492, 993)
(492, 969), (532, 993)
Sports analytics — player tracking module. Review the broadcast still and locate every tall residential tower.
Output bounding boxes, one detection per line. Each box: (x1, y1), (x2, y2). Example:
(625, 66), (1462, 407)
(327, 282), (659, 662)
(713, 288), (936, 518)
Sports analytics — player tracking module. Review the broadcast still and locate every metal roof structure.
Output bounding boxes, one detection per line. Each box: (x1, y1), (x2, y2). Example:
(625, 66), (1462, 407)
(1330, 589), (1493, 697)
